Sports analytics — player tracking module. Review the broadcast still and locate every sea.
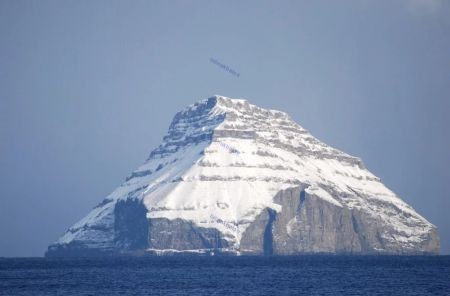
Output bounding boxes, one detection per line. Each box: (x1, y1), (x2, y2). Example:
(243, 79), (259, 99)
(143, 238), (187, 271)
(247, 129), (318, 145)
(1, 256), (449, 295)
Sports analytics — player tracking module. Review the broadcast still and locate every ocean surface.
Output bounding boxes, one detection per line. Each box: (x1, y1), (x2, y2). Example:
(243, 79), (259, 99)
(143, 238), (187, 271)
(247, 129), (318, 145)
(0, 256), (449, 295)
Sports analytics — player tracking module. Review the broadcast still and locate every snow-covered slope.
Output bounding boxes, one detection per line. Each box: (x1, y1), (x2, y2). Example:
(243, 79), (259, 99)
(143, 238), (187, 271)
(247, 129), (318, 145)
(47, 95), (439, 256)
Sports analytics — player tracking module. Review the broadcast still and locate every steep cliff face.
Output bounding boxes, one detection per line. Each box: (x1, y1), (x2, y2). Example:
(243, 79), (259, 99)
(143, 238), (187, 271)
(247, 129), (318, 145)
(46, 95), (439, 257)
(240, 186), (438, 255)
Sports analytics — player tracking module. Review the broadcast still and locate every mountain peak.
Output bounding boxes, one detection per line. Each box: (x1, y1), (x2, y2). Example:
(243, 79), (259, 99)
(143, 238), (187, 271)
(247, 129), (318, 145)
(213, 94), (248, 105)
(183, 95), (290, 121)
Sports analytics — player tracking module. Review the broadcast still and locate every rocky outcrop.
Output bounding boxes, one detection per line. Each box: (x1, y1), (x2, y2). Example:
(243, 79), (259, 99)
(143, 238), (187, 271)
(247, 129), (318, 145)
(114, 199), (149, 250)
(240, 208), (277, 255)
(148, 218), (230, 251)
(240, 186), (439, 255)
(47, 198), (149, 257)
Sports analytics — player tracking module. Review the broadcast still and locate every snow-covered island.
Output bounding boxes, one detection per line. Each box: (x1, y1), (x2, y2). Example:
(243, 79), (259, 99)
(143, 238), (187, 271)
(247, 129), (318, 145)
(46, 95), (439, 257)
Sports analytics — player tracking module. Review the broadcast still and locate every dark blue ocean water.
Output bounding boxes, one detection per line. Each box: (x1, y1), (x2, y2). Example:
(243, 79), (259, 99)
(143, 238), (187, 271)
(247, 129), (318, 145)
(0, 256), (449, 295)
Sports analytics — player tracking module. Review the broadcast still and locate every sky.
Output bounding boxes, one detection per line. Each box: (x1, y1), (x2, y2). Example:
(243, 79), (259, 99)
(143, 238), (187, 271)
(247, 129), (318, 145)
(0, 0), (449, 257)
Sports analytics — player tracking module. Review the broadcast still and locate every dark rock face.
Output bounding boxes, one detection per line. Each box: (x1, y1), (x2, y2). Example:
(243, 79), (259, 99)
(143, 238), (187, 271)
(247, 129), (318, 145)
(46, 198), (149, 257)
(239, 186), (439, 255)
(240, 208), (276, 255)
(271, 186), (361, 254)
(148, 218), (230, 251)
(114, 199), (149, 250)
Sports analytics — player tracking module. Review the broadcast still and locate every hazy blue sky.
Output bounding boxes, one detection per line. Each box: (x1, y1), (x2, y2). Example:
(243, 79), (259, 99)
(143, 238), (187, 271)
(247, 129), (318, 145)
(1, 0), (449, 256)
